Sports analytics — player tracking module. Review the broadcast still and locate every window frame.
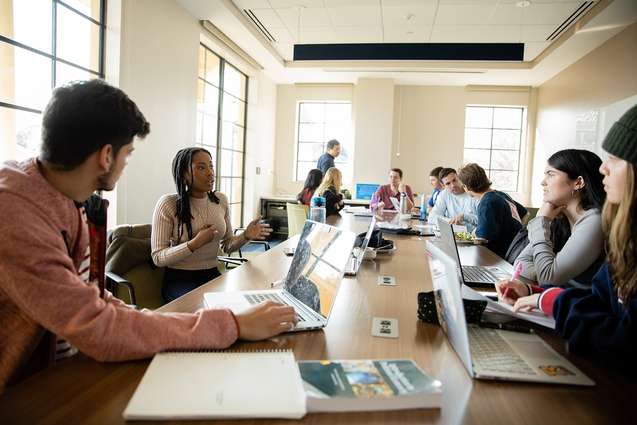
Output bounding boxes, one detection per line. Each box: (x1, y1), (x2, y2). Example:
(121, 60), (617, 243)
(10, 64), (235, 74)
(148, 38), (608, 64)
(295, 100), (353, 182)
(0, 0), (107, 114)
(1, 0), (107, 165)
(463, 105), (526, 193)
(196, 43), (248, 227)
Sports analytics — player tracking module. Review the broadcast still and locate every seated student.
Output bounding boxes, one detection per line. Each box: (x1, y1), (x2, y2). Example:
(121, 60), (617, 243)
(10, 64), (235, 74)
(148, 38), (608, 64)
(497, 104), (637, 360)
(369, 168), (415, 211)
(457, 163), (522, 258)
(514, 149), (605, 287)
(428, 167), (479, 231)
(428, 166), (444, 210)
(152, 147), (272, 302)
(0, 80), (296, 392)
(315, 167), (345, 216)
(297, 169), (323, 206)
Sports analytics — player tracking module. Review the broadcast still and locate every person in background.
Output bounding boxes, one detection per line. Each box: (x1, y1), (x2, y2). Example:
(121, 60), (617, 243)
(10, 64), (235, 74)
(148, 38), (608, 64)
(316, 139), (341, 175)
(315, 167), (345, 216)
(152, 147), (272, 302)
(0, 81), (296, 393)
(457, 163), (522, 258)
(428, 167), (478, 231)
(428, 166), (444, 210)
(497, 104), (637, 361)
(370, 168), (416, 211)
(297, 169), (323, 206)
(514, 149), (606, 288)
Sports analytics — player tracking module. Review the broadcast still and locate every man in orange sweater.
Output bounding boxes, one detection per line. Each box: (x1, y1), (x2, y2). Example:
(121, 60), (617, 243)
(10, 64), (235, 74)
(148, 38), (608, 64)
(0, 80), (296, 392)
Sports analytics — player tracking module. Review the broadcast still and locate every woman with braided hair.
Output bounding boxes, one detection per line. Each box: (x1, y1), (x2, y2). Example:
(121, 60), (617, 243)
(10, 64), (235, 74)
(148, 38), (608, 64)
(151, 147), (272, 301)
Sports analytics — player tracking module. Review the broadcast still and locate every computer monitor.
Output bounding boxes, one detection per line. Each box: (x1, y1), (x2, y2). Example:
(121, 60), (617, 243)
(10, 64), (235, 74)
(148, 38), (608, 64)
(355, 183), (380, 200)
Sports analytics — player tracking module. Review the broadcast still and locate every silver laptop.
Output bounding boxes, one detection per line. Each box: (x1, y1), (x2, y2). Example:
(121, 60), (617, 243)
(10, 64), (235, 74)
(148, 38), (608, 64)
(344, 217), (376, 276)
(437, 218), (506, 286)
(425, 241), (594, 386)
(204, 221), (356, 332)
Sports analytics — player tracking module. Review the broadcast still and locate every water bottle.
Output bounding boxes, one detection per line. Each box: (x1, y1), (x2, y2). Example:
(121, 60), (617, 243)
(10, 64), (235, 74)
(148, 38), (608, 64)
(310, 196), (326, 223)
(399, 192), (407, 214)
(419, 194), (428, 221)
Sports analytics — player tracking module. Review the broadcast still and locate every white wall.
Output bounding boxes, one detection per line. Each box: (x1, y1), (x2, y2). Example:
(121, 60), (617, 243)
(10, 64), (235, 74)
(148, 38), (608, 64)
(113, 0), (276, 225)
(533, 21), (637, 205)
(353, 79), (394, 185)
(117, 0), (199, 225)
(244, 73), (277, 222)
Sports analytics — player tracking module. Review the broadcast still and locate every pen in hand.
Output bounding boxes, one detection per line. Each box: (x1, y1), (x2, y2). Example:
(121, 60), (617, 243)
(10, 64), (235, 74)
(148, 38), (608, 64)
(502, 263), (523, 301)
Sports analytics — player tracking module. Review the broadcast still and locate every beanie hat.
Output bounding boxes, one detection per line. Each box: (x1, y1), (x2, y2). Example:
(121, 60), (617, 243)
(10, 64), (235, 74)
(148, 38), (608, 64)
(602, 104), (637, 165)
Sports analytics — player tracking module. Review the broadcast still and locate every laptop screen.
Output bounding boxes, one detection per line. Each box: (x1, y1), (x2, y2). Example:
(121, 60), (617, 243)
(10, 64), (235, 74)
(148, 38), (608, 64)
(425, 242), (474, 377)
(436, 218), (467, 284)
(283, 221), (356, 319)
(355, 183), (380, 200)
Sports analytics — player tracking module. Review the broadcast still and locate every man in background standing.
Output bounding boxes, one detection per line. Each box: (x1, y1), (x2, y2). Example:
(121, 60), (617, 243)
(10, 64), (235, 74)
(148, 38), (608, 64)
(316, 139), (341, 175)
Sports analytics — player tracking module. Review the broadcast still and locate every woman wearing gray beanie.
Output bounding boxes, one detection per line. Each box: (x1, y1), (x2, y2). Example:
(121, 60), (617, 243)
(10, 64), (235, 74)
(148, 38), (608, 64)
(498, 104), (637, 361)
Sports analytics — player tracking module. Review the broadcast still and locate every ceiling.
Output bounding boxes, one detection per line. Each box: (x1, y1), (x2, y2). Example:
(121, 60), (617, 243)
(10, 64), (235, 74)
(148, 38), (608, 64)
(176, 0), (637, 86)
(235, 0), (597, 61)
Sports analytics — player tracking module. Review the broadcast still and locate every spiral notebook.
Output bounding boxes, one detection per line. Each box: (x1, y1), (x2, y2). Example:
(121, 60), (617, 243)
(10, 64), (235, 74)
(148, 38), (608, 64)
(123, 350), (306, 420)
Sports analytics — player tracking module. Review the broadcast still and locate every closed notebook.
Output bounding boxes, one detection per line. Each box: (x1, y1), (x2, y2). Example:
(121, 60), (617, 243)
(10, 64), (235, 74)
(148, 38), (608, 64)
(298, 359), (442, 412)
(123, 350), (306, 420)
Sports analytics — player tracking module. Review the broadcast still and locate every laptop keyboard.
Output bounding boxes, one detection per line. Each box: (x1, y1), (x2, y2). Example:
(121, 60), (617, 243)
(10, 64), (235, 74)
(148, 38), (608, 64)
(243, 293), (305, 322)
(468, 326), (535, 376)
(462, 266), (497, 284)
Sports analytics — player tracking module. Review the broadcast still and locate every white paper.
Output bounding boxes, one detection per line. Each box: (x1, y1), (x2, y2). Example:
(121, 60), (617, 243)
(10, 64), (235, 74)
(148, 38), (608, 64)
(124, 351), (306, 420)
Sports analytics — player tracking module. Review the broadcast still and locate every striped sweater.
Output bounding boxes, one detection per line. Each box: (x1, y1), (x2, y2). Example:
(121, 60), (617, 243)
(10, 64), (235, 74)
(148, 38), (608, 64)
(151, 193), (245, 271)
(0, 159), (239, 393)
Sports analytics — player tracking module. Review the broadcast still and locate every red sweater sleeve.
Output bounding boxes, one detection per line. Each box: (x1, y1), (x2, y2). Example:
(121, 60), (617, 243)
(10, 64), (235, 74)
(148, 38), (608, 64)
(0, 197), (238, 363)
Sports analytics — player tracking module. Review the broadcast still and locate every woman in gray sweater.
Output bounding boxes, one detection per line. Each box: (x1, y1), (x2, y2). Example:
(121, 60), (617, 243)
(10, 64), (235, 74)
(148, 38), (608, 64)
(515, 149), (606, 288)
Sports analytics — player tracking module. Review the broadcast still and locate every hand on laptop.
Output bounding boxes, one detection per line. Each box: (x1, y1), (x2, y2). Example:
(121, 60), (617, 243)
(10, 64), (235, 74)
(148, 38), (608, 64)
(234, 301), (298, 340)
(495, 279), (530, 305)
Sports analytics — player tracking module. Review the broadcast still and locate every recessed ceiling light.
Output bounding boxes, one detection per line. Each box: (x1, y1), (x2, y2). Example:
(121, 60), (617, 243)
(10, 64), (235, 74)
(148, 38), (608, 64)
(516, 0), (531, 7)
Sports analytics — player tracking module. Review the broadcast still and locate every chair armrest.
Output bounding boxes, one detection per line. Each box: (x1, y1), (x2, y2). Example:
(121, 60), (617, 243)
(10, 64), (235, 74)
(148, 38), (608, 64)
(105, 271), (138, 307)
(217, 256), (249, 268)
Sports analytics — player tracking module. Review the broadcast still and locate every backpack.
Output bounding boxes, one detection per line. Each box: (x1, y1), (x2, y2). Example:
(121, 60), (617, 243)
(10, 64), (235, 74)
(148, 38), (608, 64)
(355, 229), (394, 251)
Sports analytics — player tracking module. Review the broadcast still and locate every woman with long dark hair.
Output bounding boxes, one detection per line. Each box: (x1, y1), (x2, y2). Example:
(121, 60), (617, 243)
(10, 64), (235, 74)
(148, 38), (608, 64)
(297, 169), (323, 206)
(498, 105), (637, 360)
(151, 147), (271, 301)
(514, 149), (606, 287)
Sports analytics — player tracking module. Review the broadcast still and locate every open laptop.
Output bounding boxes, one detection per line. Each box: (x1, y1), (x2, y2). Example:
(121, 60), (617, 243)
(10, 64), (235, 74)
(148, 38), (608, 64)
(355, 183), (380, 200)
(437, 218), (506, 286)
(344, 217), (376, 276)
(204, 220), (356, 332)
(425, 241), (594, 386)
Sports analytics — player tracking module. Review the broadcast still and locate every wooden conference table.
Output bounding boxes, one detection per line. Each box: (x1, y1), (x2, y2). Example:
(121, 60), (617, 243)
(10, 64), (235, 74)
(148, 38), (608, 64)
(0, 214), (634, 424)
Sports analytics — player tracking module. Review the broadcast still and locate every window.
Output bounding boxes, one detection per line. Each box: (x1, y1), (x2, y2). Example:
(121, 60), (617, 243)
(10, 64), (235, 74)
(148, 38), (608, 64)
(196, 44), (248, 227)
(0, 0), (106, 162)
(296, 102), (353, 183)
(463, 106), (525, 192)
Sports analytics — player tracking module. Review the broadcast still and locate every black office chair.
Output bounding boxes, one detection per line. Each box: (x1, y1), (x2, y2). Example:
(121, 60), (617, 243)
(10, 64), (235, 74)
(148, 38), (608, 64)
(217, 228), (271, 268)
